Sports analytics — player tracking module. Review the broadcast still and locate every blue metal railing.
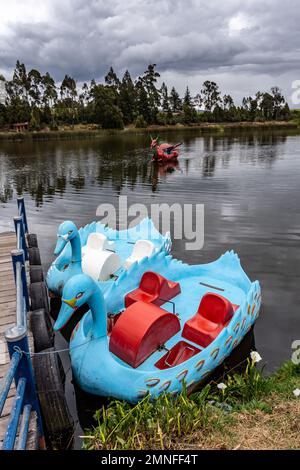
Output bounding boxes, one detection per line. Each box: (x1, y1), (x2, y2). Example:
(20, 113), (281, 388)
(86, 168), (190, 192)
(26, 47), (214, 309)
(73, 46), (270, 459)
(0, 198), (45, 450)
(14, 197), (29, 261)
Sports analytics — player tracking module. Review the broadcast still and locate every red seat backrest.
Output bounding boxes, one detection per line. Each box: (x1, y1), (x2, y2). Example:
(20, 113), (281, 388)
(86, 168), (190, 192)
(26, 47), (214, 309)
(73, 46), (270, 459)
(140, 271), (161, 295)
(198, 293), (233, 325)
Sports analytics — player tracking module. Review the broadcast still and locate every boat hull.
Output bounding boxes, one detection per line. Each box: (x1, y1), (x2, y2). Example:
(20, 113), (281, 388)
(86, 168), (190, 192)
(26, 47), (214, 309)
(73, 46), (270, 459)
(152, 144), (179, 162)
(46, 218), (172, 297)
(69, 250), (262, 403)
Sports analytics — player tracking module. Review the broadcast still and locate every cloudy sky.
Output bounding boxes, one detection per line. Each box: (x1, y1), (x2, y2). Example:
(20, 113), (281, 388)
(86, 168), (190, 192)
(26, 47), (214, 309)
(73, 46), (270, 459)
(0, 0), (299, 105)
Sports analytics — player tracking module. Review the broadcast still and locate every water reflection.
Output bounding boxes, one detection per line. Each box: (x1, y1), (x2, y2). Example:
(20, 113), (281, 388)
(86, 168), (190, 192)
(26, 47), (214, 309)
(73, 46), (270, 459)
(0, 130), (289, 205)
(150, 161), (180, 192)
(0, 129), (299, 377)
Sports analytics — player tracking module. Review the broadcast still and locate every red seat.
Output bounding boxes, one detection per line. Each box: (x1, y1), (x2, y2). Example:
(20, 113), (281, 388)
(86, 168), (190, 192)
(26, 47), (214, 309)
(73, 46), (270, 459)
(109, 301), (180, 368)
(125, 271), (181, 308)
(182, 293), (235, 348)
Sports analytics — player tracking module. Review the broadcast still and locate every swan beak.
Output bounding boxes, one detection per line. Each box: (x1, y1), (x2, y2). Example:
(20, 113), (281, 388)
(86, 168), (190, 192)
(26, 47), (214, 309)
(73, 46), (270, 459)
(54, 235), (68, 255)
(53, 298), (76, 331)
(62, 297), (77, 308)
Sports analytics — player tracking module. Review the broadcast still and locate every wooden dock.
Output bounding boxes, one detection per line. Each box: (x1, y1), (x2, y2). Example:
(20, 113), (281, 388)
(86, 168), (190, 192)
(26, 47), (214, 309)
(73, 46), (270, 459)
(0, 231), (37, 449)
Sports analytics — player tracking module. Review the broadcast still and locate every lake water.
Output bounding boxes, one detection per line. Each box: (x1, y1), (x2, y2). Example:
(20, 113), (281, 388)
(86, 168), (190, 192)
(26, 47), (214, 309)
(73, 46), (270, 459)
(0, 128), (299, 446)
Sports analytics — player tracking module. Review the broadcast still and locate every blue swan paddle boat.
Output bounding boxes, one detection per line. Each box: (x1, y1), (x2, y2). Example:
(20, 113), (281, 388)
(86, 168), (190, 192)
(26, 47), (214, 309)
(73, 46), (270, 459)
(53, 250), (261, 403)
(46, 218), (171, 297)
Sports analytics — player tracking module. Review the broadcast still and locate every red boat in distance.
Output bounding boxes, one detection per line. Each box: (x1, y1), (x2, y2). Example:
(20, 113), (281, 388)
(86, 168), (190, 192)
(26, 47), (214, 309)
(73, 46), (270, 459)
(150, 136), (182, 163)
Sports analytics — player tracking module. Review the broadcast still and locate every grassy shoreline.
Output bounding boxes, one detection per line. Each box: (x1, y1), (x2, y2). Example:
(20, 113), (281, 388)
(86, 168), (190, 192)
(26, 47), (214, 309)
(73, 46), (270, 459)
(0, 120), (298, 142)
(82, 360), (300, 450)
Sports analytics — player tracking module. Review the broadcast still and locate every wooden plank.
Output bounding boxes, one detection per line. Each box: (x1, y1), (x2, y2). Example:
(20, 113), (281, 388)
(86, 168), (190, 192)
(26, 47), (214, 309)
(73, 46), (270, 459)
(0, 363), (14, 377)
(0, 266), (14, 275)
(0, 301), (16, 310)
(0, 287), (14, 294)
(0, 288), (16, 296)
(0, 321), (15, 332)
(0, 242), (16, 249)
(0, 307), (16, 316)
(0, 248), (15, 254)
(0, 284), (16, 294)
(1, 395), (14, 418)
(0, 323), (14, 334)
(0, 289), (16, 297)
(0, 296), (16, 305)
(0, 232), (38, 449)
(0, 242), (15, 249)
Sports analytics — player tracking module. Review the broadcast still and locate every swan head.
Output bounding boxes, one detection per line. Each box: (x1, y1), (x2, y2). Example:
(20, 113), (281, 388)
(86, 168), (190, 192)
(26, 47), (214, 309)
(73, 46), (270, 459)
(53, 274), (98, 331)
(54, 220), (78, 255)
(150, 135), (159, 149)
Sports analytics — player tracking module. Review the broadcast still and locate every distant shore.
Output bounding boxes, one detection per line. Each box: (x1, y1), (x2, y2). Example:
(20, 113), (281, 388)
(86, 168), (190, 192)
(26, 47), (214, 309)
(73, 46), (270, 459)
(0, 120), (298, 141)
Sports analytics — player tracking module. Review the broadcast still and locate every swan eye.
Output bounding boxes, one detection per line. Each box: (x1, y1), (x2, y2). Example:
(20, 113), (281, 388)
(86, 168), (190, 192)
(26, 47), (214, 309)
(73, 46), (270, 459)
(68, 230), (73, 235)
(76, 292), (83, 299)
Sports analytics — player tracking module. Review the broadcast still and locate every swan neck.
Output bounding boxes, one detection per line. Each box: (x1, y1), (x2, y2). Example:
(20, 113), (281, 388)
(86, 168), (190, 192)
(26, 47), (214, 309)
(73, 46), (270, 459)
(70, 233), (82, 264)
(89, 290), (107, 339)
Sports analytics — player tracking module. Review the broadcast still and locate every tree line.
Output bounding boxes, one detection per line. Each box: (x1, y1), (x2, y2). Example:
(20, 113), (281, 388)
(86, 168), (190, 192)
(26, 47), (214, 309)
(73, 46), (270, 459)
(0, 61), (291, 130)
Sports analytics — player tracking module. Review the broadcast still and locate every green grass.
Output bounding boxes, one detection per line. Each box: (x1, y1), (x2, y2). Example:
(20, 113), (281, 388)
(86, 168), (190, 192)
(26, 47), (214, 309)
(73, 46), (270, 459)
(0, 120), (298, 141)
(82, 360), (300, 450)
(290, 109), (300, 125)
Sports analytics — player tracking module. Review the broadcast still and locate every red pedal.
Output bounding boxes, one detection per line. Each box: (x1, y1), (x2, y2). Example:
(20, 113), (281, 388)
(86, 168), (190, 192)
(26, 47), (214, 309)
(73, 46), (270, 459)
(155, 341), (200, 370)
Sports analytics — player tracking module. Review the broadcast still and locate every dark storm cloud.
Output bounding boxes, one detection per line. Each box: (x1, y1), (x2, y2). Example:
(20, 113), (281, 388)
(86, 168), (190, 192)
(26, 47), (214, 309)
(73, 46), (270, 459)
(0, 0), (299, 101)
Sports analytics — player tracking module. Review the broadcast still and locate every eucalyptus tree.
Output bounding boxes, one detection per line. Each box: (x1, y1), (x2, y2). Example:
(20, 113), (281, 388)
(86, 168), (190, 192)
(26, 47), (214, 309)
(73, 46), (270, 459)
(42, 72), (57, 108)
(0, 75), (6, 105)
(270, 86), (286, 119)
(11, 61), (31, 103)
(135, 78), (152, 124)
(59, 74), (78, 124)
(223, 94), (234, 110)
(259, 92), (275, 120)
(60, 74), (77, 101)
(169, 86), (182, 113)
(5, 62), (31, 123)
(222, 94), (236, 121)
(105, 67), (120, 88)
(89, 84), (124, 129)
(183, 86), (197, 123)
(160, 82), (170, 112)
(193, 93), (203, 109)
(139, 64), (161, 123)
(119, 70), (136, 124)
(41, 72), (57, 126)
(28, 69), (43, 107)
(79, 82), (91, 106)
(0, 75), (7, 126)
(78, 82), (91, 122)
(200, 81), (221, 112)
(242, 96), (259, 121)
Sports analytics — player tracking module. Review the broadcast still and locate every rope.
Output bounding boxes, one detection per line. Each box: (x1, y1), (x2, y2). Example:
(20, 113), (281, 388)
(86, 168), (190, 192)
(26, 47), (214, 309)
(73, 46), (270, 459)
(12, 336), (98, 358)
(13, 338), (259, 379)
(12, 340), (254, 381)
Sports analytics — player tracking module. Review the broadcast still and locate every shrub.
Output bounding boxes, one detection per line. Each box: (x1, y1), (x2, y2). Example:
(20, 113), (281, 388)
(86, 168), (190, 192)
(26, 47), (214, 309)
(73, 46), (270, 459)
(135, 114), (147, 128)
